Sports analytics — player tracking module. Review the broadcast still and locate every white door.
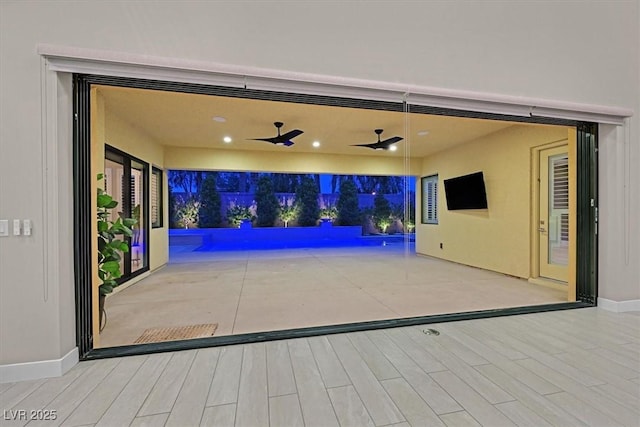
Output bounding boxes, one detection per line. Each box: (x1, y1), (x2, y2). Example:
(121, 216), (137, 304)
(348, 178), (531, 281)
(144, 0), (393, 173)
(539, 145), (569, 282)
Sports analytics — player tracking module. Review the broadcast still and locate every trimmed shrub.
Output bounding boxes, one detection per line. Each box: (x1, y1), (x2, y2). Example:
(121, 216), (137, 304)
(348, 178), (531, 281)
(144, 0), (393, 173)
(336, 180), (360, 225)
(175, 198), (201, 229)
(295, 176), (320, 226)
(226, 204), (253, 227)
(373, 193), (392, 233)
(255, 176), (280, 227)
(199, 174), (221, 228)
(320, 205), (338, 220)
(279, 198), (298, 227)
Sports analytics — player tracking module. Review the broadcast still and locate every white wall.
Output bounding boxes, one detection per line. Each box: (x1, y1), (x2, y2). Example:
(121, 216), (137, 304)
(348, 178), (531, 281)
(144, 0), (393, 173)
(1, 1), (638, 368)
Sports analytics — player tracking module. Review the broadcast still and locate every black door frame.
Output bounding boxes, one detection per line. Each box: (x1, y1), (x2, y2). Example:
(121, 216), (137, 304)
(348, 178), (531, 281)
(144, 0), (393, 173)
(104, 145), (151, 282)
(73, 74), (597, 360)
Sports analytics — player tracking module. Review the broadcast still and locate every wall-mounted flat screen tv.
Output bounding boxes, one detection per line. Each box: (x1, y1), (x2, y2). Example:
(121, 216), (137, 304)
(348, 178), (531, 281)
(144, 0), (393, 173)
(444, 171), (488, 210)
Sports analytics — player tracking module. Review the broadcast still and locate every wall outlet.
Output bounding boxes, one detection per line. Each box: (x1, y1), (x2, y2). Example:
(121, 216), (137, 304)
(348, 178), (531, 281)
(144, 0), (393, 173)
(440, 243), (443, 249)
(13, 219), (21, 236)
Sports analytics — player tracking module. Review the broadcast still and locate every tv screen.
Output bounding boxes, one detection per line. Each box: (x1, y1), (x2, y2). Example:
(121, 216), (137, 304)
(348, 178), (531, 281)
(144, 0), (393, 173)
(444, 172), (488, 210)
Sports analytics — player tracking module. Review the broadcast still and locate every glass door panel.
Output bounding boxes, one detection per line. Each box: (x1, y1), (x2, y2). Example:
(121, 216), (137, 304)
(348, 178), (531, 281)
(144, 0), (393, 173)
(131, 160), (146, 273)
(104, 158), (126, 277)
(548, 153), (569, 266)
(105, 147), (149, 281)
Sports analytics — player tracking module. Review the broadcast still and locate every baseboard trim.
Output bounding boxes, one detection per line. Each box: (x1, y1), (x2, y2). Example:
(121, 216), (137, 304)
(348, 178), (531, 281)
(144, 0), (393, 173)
(0, 347), (79, 383)
(597, 297), (640, 313)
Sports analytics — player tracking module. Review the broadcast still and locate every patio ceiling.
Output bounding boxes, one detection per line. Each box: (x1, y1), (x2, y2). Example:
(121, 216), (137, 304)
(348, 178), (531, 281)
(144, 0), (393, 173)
(97, 84), (528, 158)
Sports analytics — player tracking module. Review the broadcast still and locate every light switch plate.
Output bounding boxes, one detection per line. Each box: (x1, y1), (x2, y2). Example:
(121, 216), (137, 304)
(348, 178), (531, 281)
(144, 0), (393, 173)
(23, 219), (31, 236)
(0, 220), (8, 237)
(13, 219), (21, 236)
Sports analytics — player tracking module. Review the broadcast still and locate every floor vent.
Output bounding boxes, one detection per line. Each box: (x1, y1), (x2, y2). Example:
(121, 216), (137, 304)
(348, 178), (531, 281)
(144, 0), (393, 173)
(134, 323), (218, 344)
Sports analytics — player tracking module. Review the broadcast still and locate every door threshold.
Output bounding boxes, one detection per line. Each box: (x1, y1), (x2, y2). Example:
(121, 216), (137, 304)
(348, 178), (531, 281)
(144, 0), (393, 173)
(84, 302), (590, 360)
(529, 276), (567, 291)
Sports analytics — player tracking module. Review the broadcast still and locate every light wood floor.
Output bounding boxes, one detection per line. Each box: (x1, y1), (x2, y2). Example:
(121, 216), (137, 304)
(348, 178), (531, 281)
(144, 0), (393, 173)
(2, 308), (639, 426)
(100, 245), (565, 347)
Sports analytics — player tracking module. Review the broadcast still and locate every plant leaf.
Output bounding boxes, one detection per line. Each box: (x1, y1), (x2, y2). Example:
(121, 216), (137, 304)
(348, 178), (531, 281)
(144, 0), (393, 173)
(102, 260), (121, 274)
(123, 218), (137, 227)
(97, 194), (113, 208)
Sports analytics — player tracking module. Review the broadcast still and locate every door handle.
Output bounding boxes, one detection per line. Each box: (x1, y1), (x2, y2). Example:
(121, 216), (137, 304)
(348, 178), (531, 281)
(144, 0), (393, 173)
(538, 227), (546, 232)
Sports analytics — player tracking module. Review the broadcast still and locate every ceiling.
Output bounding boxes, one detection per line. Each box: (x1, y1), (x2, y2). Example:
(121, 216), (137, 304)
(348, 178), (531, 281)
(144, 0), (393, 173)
(97, 85), (541, 158)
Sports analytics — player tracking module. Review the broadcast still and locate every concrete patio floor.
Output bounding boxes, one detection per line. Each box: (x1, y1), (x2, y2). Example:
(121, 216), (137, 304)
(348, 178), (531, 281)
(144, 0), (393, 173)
(99, 244), (567, 348)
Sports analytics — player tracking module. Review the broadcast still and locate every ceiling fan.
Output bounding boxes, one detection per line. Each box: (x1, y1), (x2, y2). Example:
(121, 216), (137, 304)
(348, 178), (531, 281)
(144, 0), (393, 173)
(351, 129), (403, 151)
(248, 122), (303, 147)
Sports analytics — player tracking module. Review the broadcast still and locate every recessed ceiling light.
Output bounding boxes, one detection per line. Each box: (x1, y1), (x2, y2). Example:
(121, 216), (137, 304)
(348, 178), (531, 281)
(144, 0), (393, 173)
(312, 141), (320, 148)
(417, 130), (429, 136)
(223, 136), (232, 143)
(389, 145), (398, 152)
(213, 116), (227, 123)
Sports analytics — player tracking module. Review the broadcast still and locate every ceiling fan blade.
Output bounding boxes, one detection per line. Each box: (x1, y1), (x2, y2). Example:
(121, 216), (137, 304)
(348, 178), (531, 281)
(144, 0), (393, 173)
(249, 126), (302, 146)
(249, 137), (278, 143)
(380, 136), (403, 146)
(351, 143), (377, 148)
(280, 129), (304, 140)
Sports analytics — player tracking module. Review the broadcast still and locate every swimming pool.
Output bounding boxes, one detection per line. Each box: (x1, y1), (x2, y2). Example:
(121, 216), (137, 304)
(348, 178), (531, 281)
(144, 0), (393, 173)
(195, 234), (415, 251)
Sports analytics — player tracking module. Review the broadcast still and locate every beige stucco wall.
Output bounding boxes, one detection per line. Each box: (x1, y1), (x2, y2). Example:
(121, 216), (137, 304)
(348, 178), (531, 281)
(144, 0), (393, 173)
(89, 91), (169, 346)
(0, 1), (637, 368)
(416, 124), (572, 279)
(103, 104), (169, 272)
(165, 146), (421, 176)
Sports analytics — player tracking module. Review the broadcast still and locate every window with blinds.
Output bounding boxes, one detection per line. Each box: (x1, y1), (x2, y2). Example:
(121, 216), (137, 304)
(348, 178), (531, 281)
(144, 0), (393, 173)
(552, 156), (569, 210)
(421, 175), (438, 224)
(151, 167), (163, 228)
(552, 156), (569, 241)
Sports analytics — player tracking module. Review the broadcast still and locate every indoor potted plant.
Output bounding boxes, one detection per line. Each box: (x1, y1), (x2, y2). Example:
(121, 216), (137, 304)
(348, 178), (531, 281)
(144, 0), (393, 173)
(97, 173), (137, 330)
